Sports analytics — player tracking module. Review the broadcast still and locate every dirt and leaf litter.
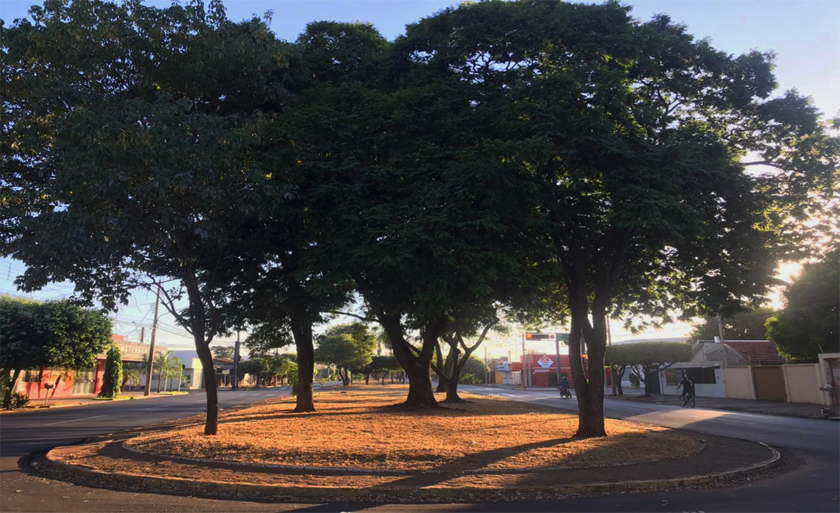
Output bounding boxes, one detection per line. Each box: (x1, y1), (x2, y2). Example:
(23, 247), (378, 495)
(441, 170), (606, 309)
(126, 386), (701, 472)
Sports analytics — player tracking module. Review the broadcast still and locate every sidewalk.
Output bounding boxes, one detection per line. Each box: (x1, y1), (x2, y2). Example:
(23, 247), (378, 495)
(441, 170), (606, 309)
(476, 384), (831, 420)
(608, 392), (830, 420)
(1, 391), (178, 414)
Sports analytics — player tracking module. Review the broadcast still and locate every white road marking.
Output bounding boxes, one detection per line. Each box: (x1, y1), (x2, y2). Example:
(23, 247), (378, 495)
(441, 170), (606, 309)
(44, 414), (107, 426)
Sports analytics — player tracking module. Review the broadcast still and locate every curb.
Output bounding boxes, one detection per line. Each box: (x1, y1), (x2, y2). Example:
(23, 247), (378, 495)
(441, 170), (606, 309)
(37, 440), (781, 502)
(0, 393), (173, 415)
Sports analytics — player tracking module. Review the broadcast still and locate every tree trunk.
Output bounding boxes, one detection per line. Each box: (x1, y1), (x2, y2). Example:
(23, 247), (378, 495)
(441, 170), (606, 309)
(2, 368), (22, 409)
(196, 345), (219, 435)
(567, 304), (607, 438)
(443, 376), (466, 403)
(290, 316), (315, 413)
(434, 341), (447, 393)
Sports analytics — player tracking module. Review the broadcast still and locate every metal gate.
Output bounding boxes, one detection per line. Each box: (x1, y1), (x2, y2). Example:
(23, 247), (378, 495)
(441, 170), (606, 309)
(72, 369), (96, 395)
(752, 366), (787, 402)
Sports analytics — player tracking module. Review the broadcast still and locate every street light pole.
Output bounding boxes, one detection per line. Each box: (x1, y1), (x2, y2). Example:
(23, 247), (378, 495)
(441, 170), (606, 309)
(233, 331), (240, 391)
(143, 285), (161, 397)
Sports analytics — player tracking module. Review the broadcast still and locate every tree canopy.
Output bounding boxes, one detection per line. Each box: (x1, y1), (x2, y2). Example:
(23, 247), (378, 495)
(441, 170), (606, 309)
(315, 323), (377, 385)
(766, 248), (840, 362)
(686, 308), (777, 344)
(0, 296), (112, 407)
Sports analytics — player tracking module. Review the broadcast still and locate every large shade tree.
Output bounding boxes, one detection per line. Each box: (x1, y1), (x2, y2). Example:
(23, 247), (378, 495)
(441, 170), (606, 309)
(291, 19), (550, 409)
(0, 297), (112, 408)
(394, 0), (838, 436)
(1, 0), (290, 434)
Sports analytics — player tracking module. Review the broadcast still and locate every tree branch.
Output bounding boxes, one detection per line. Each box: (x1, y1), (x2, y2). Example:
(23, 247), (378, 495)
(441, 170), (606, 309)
(323, 310), (377, 323)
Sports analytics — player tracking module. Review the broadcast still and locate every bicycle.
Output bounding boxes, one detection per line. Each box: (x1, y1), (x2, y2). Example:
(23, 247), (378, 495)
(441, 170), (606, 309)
(681, 391), (695, 408)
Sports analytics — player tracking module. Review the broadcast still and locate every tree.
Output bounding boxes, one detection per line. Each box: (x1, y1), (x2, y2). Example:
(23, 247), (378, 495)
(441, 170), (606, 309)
(97, 345), (123, 399)
(615, 342), (693, 397)
(293, 20), (549, 409)
(315, 323), (376, 386)
(766, 248), (840, 362)
(432, 322), (496, 402)
(212, 346), (235, 360)
(122, 367), (141, 391)
(687, 308), (776, 344)
(0, 296), (112, 408)
(604, 344), (634, 395)
(365, 355), (401, 385)
(154, 351), (182, 393)
(393, 0), (838, 436)
(2, 0), (290, 434)
(459, 356), (489, 385)
(239, 359), (268, 388)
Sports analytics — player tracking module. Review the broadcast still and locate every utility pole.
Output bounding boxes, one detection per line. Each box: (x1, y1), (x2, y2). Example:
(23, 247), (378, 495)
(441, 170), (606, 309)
(233, 331), (241, 391)
(555, 336), (561, 391)
(139, 326), (145, 344)
(143, 286), (161, 397)
(484, 345), (489, 385)
(522, 332), (528, 389)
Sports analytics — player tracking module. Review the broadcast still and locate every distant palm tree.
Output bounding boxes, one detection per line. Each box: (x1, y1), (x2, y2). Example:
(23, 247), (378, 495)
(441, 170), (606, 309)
(153, 352), (183, 392)
(122, 368), (141, 391)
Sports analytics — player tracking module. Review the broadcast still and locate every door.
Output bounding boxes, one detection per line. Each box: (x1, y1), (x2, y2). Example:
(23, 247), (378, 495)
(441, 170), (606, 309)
(72, 368), (95, 395)
(753, 366), (787, 402)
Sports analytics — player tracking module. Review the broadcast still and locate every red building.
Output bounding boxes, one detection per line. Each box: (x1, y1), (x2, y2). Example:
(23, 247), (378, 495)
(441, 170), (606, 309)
(14, 335), (167, 400)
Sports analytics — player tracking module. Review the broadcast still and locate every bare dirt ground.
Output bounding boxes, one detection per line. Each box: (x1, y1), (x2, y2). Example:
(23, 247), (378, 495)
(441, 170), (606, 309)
(126, 385), (701, 472)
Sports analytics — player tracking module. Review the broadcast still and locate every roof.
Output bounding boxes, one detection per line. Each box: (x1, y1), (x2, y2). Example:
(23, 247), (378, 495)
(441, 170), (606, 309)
(724, 341), (785, 364)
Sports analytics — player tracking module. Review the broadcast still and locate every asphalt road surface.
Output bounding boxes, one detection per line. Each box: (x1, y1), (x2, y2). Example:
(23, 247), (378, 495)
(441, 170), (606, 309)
(1, 385), (837, 512)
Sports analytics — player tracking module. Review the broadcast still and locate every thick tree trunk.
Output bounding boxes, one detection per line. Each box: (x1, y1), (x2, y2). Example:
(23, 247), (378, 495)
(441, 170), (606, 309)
(568, 305), (607, 438)
(194, 341), (219, 435)
(404, 363), (437, 408)
(2, 368), (22, 409)
(379, 315), (440, 408)
(443, 377), (466, 403)
(434, 342), (447, 393)
(290, 317), (315, 413)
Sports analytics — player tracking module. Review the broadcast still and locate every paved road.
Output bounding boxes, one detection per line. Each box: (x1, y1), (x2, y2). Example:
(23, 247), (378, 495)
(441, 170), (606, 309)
(0, 385), (837, 512)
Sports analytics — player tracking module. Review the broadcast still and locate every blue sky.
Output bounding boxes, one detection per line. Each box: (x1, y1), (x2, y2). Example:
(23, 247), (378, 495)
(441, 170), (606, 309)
(1, 0), (837, 352)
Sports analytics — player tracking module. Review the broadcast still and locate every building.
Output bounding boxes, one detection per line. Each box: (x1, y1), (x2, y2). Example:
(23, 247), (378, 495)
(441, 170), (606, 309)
(15, 335), (168, 399)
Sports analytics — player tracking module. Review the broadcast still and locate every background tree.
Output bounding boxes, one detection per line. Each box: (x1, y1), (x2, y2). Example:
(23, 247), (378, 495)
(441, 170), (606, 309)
(604, 344), (633, 396)
(0, 296), (112, 408)
(617, 342), (693, 397)
(364, 355), (401, 385)
(1, 0), (290, 434)
(458, 356), (490, 385)
(686, 308), (776, 344)
(315, 323), (376, 386)
(766, 248), (839, 362)
(122, 367), (141, 391)
(432, 321), (496, 402)
(154, 351), (182, 393)
(239, 359), (268, 388)
(393, 0), (838, 436)
(211, 346), (236, 360)
(97, 345), (123, 399)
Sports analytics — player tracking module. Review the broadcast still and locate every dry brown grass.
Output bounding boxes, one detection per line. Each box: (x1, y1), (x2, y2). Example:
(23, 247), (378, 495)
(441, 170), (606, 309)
(127, 385), (699, 472)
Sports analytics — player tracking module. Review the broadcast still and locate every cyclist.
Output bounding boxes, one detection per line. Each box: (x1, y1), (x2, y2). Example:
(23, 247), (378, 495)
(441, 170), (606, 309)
(677, 374), (695, 403)
(559, 374), (571, 398)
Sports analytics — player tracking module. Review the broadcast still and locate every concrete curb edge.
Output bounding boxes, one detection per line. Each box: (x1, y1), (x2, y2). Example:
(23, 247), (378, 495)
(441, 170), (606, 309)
(37, 440), (781, 501)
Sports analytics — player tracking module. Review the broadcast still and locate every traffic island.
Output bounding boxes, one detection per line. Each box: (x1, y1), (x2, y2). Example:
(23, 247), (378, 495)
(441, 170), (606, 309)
(34, 386), (783, 502)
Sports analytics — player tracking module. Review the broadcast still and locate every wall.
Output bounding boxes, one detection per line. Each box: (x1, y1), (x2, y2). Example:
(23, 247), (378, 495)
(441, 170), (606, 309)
(782, 364), (822, 404)
(658, 367), (725, 398)
(723, 366), (756, 400)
